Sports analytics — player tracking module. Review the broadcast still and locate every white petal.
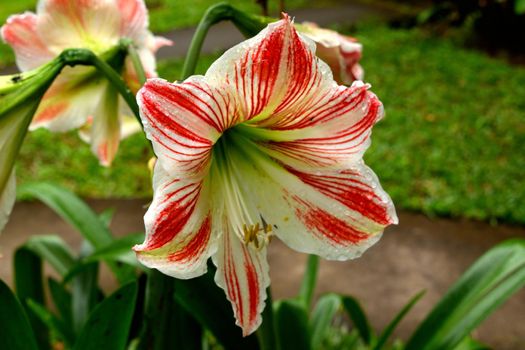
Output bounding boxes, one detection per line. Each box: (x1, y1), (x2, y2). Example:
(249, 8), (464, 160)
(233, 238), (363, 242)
(134, 162), (216, 279)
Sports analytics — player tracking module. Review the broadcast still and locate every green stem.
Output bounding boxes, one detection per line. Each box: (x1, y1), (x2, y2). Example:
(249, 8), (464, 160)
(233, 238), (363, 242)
(256, 287), (277, 350)
(298, 254), (320, 310)
(61, 49), (142, 127)
(127, 43), (147, 85)
(137, 269), (177, 350)
(181, 3), (269, 79)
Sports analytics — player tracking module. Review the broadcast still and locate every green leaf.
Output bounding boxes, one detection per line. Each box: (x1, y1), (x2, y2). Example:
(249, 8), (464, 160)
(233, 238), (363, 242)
(341, 295), (373, 345)
(405, 239), (525, 350)
(99, 207), (116, 228)
(14, 248), (50, 350)
(452, 337), (491, 350)
(73, 282), (138, 350)
(48, 278), (73, 328)
(0, 279), (38, 350)
(72, 243), (100, 335)
(137, 270), (200, 350)
(515, 0), (525, 14)
(298, 254), (320, 309)
(274, 299), (311, 350)
(18, 183), (135, 284)
(18, 183), (112, 247)
(24, 235), (75, 277)
(26, 299), (76, 348)
(373, 291), (425, 350)
(172, 264), (259, 350)
(310, 293), (341, 349)
(64, 234), (143, 283)
(83, 233), (143, 267)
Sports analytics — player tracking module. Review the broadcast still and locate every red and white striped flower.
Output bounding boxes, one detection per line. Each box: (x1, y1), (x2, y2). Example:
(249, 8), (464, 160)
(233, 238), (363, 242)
(1, 0), (171, 165)
(134, 16), (397, 335)
(298, 22), (364, 85)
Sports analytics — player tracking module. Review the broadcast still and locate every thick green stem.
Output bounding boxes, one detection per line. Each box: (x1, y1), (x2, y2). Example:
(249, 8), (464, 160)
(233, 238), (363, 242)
(299, 254), (320, 310)
(181, 3), (269, 79)
(60, 48), (142, 127)
(256, 287), (277, 350)
(137, 270), (177, 350)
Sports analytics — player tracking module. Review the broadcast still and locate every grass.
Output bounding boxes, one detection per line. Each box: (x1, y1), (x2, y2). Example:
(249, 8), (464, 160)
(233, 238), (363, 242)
(14, 22), (525, 224)
(0, 0), (319, 69)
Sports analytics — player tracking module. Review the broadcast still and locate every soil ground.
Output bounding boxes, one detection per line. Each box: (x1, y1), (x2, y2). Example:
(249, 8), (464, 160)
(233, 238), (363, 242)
(1, 199), (524, 349)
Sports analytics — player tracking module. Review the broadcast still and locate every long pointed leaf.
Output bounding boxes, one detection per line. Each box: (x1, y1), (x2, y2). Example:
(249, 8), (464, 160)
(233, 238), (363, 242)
(48, 278), (73, 328)
(73, 282), (138, 350)
(24, 235), (75, 277)
(274, 299), (311, 350)
(18, 183), (135, 283)
(0, 279), (38, 350)
(373, 291), (425, 350)
(26, 299), (75, 348)
(72, 242), (99, 335)
(310, 293), (341, 349)
(406, 239), (525, 350)
(18, 183), (112, 246)
(14, 248), (50, 350)
(341, 295), (373, 345)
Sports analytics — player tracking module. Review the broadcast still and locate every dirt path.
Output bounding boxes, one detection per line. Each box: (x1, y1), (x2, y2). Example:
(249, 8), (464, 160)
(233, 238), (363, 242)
(1, 199), (524, 349)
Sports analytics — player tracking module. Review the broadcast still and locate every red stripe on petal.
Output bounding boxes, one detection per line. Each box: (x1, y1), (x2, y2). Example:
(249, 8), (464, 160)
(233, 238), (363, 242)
(293, 196), (369, 244)
(141, 87), (215, 144)
(168, 214), (211, 262)
(224, 234), (244, 325)
(287, 167), (392, 225)
(144, 182), (202, 250)
(34, 102), (69, 123)
(235, 21), (286, 119)
(243, 248), (260, 331)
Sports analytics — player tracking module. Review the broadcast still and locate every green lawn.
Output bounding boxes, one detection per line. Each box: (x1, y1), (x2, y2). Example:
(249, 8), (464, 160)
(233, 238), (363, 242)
(15, 22), (525, 224)
(0, 0), (318, 69)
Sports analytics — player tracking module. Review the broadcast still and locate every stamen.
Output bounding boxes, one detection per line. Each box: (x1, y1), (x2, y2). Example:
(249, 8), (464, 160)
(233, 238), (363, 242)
(242, 222), (274, 250)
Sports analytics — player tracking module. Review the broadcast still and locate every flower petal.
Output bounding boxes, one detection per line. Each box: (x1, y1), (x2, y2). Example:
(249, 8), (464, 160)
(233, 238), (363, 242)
(81, 82), (121, 166)
(212, 222), (270, 336)
(138, 77), (236, 176)
(134, 162), (216, 279)
(0, 171), (16, 234)
(297, 22), (364, 84)
(206, 15), (322, 123)
(229, 141), (396, 260)
(1, 12), (54, 70)
(116, 0), (147, 41)
(37, 0), (120, 53)
(32, 66), (104, 131)
(246, 81), (383, 170)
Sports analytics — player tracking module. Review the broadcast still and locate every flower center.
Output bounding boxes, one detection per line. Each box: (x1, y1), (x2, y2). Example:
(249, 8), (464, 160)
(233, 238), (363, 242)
(243, 223), (274, 250)
(211, 128), (275, 250)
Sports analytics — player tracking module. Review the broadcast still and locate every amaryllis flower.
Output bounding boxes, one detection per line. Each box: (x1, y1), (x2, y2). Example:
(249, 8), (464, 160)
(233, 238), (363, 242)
(1, 0), (171, 165)
(297, 22), (364, 85)
(134, 16), (397, 335)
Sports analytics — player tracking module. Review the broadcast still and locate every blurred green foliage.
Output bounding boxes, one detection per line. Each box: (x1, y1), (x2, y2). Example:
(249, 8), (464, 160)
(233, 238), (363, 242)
(353, 22), (525, 223)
